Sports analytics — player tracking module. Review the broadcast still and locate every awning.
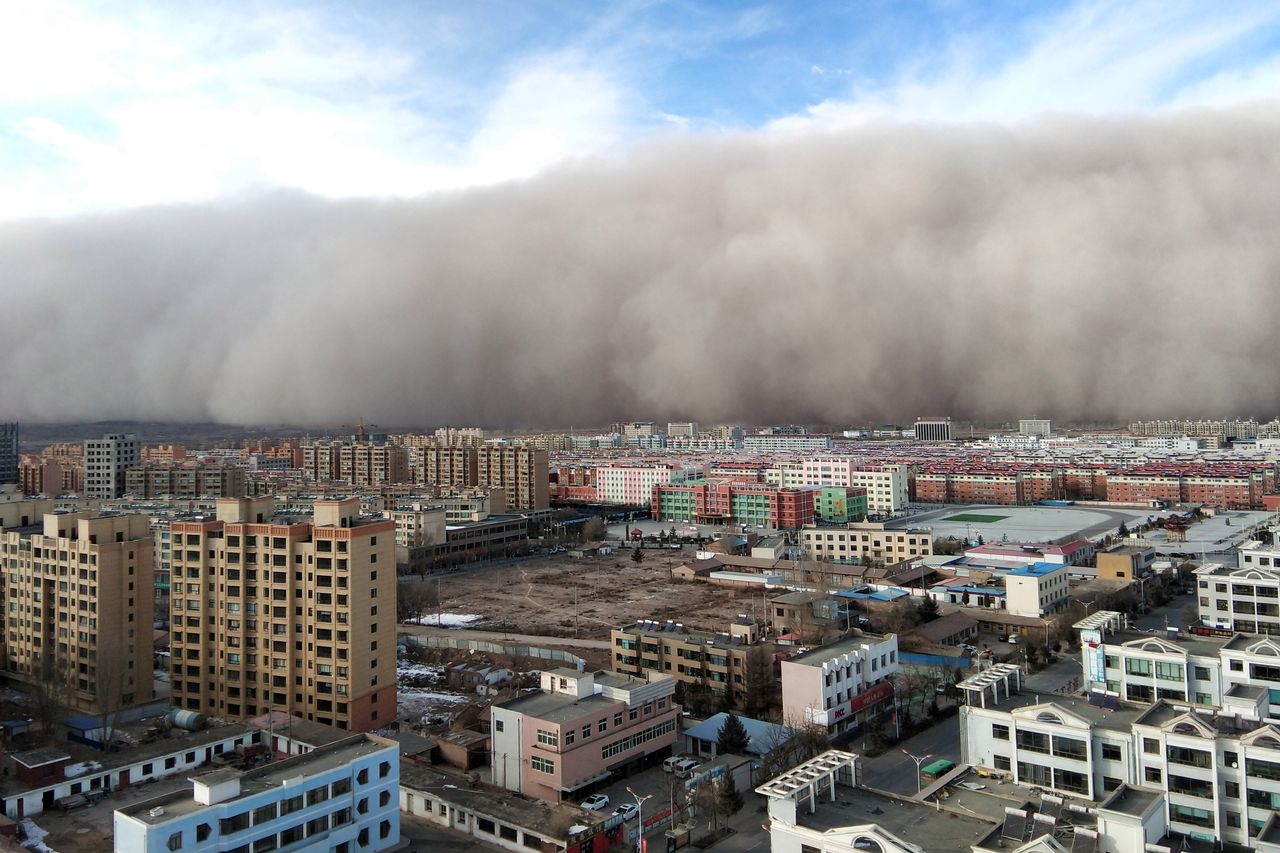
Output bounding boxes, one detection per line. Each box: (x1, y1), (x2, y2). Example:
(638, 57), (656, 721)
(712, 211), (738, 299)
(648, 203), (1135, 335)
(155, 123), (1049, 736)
(562, 771), (611, 792)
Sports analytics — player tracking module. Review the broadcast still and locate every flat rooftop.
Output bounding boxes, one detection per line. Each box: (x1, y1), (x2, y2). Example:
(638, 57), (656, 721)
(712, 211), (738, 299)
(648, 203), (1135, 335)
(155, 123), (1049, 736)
(799, 785), (993, 853)
(1107, 630), (1231, 658)
(786, 633), (893, 667)
(1133, 701), (1267, 735)
(499, 691), (614, 724)
(120, 735), (390, 825)
(1099, 784), (1161, 817)
(983, 693), (1147, 733)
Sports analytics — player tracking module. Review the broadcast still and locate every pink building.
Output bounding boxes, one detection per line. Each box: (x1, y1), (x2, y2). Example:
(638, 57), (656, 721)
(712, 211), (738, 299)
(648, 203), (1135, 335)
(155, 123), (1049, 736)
(780, 633), (899, 739)
(490, 669), (679, 803)
(593, 463), (701, 506)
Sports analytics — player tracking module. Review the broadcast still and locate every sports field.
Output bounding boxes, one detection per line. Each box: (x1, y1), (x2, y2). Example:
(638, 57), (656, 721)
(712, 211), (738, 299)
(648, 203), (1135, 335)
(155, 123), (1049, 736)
(942, 513), (1009, 523)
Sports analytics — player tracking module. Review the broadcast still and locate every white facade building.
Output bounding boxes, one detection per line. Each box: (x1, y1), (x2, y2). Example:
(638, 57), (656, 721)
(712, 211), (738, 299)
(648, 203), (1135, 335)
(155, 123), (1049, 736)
(781, 634), (899, 737)
(1004, 563), (1070, 618)
(742, 434), (833, 452)
(1196, 559), (1280, 634)
(1018, 419), (1052, 438)
(800, 522), (933, 564)
(797, 460), (910, 514)
(114, 733), (400, 853)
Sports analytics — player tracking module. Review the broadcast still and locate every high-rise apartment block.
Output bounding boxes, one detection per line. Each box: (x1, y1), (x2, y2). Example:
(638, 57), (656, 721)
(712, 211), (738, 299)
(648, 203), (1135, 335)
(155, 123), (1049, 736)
(0, 423), (17, 485)
(301, 442), (409, 487)
(0, 505), (154, 712)
(85, 433), (141, 499)
(478, 445), (549, 510)
(125, 463), (247, 498)
(168, 497), (397, 732)
(1019, 419), (1053, 438)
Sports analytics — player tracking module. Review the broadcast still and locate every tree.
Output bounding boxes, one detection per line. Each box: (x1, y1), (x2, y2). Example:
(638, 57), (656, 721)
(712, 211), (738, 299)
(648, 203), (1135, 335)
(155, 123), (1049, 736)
(396, 579), (440, 624)
(631, 546), (645, 564)
(31, 653), (74, 736)
(881, 600), (921, 635)
(1117, 521), (1130, 538)
(742, 644), (778, 717)
(692, 778), (723, 831)
(716, 713), (751, 755)
(581, 516), (605, 541)
(717, 773), (743, 816)
(915, 596), (939, 623)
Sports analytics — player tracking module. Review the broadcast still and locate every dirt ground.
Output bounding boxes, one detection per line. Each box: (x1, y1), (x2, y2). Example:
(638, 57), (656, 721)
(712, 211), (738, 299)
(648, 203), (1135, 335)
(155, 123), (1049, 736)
(433, 553), (768, 640)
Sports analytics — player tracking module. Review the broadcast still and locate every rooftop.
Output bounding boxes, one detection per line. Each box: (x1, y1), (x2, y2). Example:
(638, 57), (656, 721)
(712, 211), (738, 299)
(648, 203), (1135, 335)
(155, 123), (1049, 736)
(498, 691), (614, 724)
(1098, 784), (1161, 818)
(1132, 700), (1270, 735)
(1008, 562), (1066, 577)
(798, 785), (994, 853)
(1108, 630), (1231, 659)
(785, 633), (893, 668)
(981, 692), (1149, 733)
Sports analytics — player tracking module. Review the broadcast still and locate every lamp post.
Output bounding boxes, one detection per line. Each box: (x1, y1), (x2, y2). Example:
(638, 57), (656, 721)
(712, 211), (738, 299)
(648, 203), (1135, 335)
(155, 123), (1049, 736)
(902, 750), (933, 795)
(626, 787), (654, 853)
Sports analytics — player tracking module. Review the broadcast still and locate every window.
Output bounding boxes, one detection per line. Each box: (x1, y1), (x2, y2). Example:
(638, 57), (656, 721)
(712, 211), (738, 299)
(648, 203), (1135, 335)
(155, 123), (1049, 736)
(196, 824), (211, 843)
(993, 755), (1011, 771)
(379, 760), (390, 778)
(167, 832), (183, 852)
(992, 724), (1009, 741)
(531, 755), (554, 773)
(494, 720), (504, 733)
(1144, 767), (1162, 783)
(536, 729), (559, 747)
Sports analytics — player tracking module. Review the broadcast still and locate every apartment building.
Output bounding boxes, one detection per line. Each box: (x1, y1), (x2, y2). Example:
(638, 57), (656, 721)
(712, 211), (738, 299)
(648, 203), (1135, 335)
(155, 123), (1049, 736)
(168, 497), (397, 732)
(477, 445), (550, 510)
(0, 423), (16, 485)
(1004, 563), (1070, 618)
(594, 463), (700, 506)
(797, 460), (910, 514)
(780, 633), (899, 738)
(125, 463), (247, 499)
(1196, 559), (1280, 635)
(742, 434), (833, 452)
(390, 502), (447, 572)
(666, 422), (698, 438)
(800, 521), (933, 564)
(0, 509), (154, 712)
(610, 617), (770, 702)
(961, 688), (1280, 848)
(814, 487), (868, 525)
(301, 442), (410, 487)
(651, 480), (815, 529)
(490, 668), (679, 802)
(1019, 419), (1052, 438)
(114, 732), (400, 853)
(85, 433), (141, 499)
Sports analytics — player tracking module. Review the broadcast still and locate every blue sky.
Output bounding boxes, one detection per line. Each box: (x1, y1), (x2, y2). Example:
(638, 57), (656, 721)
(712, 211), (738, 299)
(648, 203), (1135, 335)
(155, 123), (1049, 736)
(4, 0), (1280, 217)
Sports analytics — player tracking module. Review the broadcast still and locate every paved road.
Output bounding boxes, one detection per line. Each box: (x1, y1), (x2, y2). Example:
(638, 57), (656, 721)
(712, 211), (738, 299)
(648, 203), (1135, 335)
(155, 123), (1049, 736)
(397, 624), (613, 650)
(400, 813), (502, 853)
(860, 715), (962, 795)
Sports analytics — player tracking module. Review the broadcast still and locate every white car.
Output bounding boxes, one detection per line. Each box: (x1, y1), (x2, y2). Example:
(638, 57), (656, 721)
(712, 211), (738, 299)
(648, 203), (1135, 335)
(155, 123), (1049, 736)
(580, 794), (610, 812)
(613, 803), (639, 822)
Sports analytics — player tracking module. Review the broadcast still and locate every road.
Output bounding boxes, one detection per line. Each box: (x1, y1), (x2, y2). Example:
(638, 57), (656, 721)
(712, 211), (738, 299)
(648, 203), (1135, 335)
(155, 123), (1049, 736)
(400, 813), (502, 853)
(860, 715), (962, 795)
(397, 624), (613, 650)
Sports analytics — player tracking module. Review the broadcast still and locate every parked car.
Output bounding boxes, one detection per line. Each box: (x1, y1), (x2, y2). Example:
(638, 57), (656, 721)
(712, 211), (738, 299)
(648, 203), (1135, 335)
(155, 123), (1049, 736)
(673, 758), (702, 778)
(580, 794), (610, 811)
(613, 803), (639, 822)
(1008, 633), (1021, 644)
(663, 756), (685, 773)
(997, 634), (1009, 643)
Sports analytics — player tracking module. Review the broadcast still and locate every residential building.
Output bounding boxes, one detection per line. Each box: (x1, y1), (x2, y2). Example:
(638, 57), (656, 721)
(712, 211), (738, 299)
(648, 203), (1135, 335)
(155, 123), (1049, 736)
(813, 486), (868, 524)
(85, 433), (141, 499)
(1096, 544), (1156, 581)
(800, 521), (933, 564)
(1195, 560), (1280, 635)
(780, 633), (899, 738)
(651, 480), (815, 529)
(114, 732), (400, 853)
(125, 463), (247, 498)
(1019, 419), (1053, 438)
(478, 445), (549, 510)
(301, 442), (410, 487)
(410, 444), (479, 488)
(489, 668), (679, 802)
(594, 463), (700, 506)
(913, 417), (953, 442)
(390, 502), (447, 571)
(1004, 563), (1070, 618)
(666, 422), (698, 438)
(19, 455), (73, 496)
(168, 497), (397, 732)
(142, 444), (188, 462)
(797, 460), (909, 514)
(0, 422), (16, 485)
(742, 434), (833, 452)
(964, 540), (1096, 569)
(610, 617), (770, 702)
(0, 510), (154, 712)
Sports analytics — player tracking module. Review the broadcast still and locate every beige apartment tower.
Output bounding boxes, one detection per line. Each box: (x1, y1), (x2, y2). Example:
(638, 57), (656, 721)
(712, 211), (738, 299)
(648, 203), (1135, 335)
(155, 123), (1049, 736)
(0, 509), (154, 713)
(168, 497), (396, 732)
(477, 445), (549, 510)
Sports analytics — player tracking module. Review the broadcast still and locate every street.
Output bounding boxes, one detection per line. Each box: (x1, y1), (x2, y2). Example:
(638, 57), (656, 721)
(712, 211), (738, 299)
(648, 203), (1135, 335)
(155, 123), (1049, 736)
(859, 714), (961, 794)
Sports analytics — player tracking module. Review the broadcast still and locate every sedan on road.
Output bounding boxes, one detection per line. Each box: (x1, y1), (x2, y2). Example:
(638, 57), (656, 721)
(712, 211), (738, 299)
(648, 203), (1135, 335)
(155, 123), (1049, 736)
(581, 794), (610, 812)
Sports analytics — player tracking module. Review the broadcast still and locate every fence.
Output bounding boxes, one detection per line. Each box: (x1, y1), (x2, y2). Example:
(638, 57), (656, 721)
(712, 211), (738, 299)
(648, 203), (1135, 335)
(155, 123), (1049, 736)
(401, 634), (585, 669)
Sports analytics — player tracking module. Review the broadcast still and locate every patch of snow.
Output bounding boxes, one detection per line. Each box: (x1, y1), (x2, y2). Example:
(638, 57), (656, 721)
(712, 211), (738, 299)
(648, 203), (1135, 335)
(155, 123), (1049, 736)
(19, 818), (54, 853)
(569, 825), (588, 835)
(405, 613), (483, 628)
(396, 662), (445, 681)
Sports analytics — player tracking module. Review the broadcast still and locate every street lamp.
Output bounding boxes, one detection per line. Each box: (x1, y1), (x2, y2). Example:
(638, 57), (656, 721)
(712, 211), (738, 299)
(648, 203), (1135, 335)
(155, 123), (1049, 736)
(625, 787), (654, 853)
(902, 750), (933, 795)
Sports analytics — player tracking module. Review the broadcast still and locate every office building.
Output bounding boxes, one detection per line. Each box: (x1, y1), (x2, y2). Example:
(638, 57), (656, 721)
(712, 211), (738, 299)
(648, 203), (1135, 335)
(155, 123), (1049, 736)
(490, 668), (679, 803)
(780, 633), (899, 738)
(85, 433), (142, 499)
(1004, 563), (1070, 618)
(1019, 419), (1053, 438)
(666, 422), (698, 438)
(913, 418), (953, 442)
(0, 509), (154, 712)
(114, 732), (400, 853)
(799, 522), (934, 564)
(0, 422), (16, 485)
(168, 497), (397, 732)
(1196, 559), (1280, 635)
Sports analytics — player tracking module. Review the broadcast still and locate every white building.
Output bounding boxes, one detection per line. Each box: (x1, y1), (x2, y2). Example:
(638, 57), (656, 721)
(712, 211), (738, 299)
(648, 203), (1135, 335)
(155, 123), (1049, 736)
(1004, 563), (1070, 618)
(114, 733), (400, 853)
(666, 422), (698, 437)
(780, 634), (899, 738)
(913, 418), (952, 442)
(742, 434), (833, 452)
(796, 460), (910, 514)
(1019, 419), (1052, 438)
(85, 432), (141, 499)
(1196, 559), (1280, 634)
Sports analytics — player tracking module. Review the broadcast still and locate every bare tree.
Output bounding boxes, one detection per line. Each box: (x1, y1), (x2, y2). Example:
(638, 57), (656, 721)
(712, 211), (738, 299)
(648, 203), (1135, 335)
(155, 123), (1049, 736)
(30, 653), (74, 736)
(94, 650), (130, 748)
(396, 579), (440, 624)
(581, 516), (605, 541)
(741, 644), (778, 718)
